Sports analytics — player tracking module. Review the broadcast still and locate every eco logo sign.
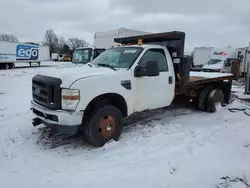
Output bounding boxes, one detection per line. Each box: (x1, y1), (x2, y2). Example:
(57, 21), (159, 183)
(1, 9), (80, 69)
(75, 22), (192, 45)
(16, 44), (39, 60)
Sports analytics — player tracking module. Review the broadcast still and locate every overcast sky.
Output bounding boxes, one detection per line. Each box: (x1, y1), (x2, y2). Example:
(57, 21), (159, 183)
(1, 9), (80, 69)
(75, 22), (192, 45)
(1, 0), (250, 52)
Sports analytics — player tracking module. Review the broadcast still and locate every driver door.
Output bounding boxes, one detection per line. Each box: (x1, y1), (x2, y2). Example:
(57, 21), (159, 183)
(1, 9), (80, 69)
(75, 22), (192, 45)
(134, 48), (174, 112)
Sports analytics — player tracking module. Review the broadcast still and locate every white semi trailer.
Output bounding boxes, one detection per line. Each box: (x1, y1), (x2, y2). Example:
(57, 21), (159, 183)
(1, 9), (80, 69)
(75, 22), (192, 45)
(0, 41), (50, 69)
(72, 28), (151, 64)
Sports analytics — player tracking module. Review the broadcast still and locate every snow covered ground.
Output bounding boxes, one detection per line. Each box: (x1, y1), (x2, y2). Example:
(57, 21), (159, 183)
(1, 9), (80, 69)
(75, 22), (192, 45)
(0, 62), (250, 188)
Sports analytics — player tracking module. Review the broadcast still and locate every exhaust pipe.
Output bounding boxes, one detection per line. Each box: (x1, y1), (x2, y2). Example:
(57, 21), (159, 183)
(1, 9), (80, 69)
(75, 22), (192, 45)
(32, 117), (42, 127)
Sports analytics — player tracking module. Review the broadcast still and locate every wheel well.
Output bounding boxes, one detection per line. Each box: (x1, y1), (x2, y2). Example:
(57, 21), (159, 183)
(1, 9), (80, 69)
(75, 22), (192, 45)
(84, 93), (128, 117)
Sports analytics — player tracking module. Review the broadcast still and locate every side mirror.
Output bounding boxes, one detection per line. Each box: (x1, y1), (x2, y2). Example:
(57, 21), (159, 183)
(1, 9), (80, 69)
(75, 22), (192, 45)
(134, 60), (160, 77)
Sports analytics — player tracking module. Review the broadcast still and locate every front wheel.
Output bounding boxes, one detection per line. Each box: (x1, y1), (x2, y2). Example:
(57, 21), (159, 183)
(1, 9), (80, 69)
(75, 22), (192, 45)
(10, 63), (15, 69)
(83, 105), (123, 147)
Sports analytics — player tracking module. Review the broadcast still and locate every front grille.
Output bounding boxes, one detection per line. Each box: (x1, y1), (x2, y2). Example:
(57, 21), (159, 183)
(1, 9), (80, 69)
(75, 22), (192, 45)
(32, 74), (62, 109)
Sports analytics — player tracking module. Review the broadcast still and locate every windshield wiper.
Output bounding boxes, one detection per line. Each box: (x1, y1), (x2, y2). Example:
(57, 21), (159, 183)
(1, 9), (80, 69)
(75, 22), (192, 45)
(97, 63), (116, 70)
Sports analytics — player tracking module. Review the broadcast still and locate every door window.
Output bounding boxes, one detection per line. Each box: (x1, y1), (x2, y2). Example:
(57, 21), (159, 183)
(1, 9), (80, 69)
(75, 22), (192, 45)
(138, 48), (168, 72)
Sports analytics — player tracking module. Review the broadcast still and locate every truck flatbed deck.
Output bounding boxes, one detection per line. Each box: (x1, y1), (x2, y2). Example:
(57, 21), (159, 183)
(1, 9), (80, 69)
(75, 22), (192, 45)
(187, 71), (234, 85)
(175, 71), (234, 96)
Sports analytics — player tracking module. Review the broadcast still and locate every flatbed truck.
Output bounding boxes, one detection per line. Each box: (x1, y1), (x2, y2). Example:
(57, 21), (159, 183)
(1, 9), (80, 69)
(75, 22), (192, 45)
(30, 31), (234, 147)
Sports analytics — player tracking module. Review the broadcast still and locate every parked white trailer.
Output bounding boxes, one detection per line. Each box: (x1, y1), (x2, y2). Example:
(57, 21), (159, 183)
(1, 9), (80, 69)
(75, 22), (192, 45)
(94, 27), (151, 49)
(0, 41), (50, 69)
(238, 47), (249, 74)
(245, 42), (250, 94)
(72, 28), (151, 64)
(193, 47), (214, 67)
(51, 53), (59, 61)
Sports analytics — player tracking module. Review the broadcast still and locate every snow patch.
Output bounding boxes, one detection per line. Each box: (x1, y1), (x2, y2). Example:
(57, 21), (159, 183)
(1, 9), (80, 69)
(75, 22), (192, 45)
(0, 63), (250, 188)
(190, 71), (233, 78)
(215, 102), (222, 111)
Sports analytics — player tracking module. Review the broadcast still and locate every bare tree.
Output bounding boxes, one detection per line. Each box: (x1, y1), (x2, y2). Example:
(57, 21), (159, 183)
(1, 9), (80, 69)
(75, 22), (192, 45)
(57, 37), (66, 52)
(68, 38), (88, 51)
(43, 29), (58, 55)
(0, 34), (19, 42)
(61, 44), (71, 55)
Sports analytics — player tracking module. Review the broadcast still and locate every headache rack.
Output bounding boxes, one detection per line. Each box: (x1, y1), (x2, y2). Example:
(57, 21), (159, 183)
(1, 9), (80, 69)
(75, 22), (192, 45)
(114, 31), (192, 93)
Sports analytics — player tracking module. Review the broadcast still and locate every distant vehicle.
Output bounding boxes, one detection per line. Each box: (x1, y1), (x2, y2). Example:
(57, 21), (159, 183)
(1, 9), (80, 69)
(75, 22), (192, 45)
(0, 41), (50, 69)
(31, 31), (234, 147)
(193, 47), (238, 67)
(201, 47), (247, 74)
(72, 28), (150, 64)
(72, 47), (105, 64)
(58, 54), (66, 61)
(63, 55), (72, 62)
(51, 53), (59, 61)
(192, 46), (249, 75)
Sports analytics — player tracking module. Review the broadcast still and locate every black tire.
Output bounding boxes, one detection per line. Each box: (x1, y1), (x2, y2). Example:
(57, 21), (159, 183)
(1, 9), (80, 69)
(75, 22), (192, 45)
(206, 89), (224, 113)
(10, 63), (15, 69)
(83, 105), (123, 147)
(29, 62), (32, 67)
(4, 63), (10, 70)
(37, 62), (41, 66)
(197, 86), (213, 111)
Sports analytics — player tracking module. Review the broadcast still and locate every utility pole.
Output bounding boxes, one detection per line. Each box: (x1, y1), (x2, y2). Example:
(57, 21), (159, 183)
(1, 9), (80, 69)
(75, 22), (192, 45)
(245, 42), (250, 94)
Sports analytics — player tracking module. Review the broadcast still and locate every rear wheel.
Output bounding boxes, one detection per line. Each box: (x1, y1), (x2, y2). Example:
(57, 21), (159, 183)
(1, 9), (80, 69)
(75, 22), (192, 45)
(83, 105), (123, 147)
(4, 63), (10, 70)
(197, 86), (213, 111)
(206, 89), (224, 113)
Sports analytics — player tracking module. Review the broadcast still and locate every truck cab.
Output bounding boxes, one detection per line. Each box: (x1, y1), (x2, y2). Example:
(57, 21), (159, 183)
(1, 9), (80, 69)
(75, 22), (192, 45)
(72, 47), (105, 64)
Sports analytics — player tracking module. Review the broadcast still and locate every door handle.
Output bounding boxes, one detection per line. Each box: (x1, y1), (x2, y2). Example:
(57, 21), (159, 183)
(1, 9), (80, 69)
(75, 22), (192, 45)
(169, 76), (173, 84)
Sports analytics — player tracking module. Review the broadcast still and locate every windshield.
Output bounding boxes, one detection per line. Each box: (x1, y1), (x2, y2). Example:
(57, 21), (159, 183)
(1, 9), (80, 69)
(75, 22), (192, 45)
(72, 48), (92, 64)
(90, 47), (143, 69)
(207, 59), (223, 65)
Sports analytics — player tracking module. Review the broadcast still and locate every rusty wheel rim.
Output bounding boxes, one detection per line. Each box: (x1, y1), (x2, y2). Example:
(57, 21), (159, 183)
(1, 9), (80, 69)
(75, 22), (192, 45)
(99, 116), (116, 138)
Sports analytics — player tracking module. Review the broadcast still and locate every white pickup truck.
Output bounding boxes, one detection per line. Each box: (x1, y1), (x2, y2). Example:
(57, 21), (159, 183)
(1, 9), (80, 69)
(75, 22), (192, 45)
(31, 31), (234, 147)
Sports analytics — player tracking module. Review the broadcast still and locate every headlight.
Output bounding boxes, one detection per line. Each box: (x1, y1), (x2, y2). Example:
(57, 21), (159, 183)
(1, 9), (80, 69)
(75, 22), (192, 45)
(61, 89), (80, 110)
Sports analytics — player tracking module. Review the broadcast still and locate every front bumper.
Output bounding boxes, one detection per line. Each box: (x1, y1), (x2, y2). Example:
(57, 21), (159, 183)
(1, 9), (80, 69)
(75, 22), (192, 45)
(30, 100), (84, 135)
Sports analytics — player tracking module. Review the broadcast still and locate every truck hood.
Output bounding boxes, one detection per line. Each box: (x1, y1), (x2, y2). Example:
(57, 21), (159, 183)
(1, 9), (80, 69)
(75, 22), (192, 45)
(202, 62), (224, 70)
(40, 64), (116, 87)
